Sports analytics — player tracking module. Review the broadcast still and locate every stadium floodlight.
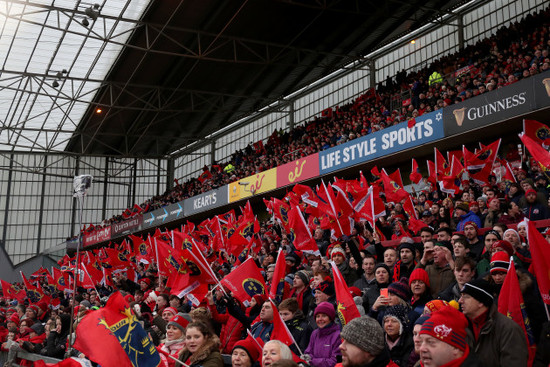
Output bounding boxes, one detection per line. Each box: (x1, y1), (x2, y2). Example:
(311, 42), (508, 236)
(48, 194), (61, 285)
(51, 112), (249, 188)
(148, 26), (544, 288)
(73, 175), (93, 198)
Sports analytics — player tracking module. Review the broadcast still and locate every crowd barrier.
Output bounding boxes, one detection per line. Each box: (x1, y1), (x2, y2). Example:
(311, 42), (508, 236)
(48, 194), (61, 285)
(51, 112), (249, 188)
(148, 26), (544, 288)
(0, 349), (61, 366)
(0, 350), (232, 367)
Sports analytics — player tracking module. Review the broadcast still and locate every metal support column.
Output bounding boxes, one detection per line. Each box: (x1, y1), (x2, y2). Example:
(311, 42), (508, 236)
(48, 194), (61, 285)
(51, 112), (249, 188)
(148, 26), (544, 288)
(1, 154), (15, 248)
(167, 158), (175, 192)
(288, 101), (295, 131)
(102, 158), (109, 219)
(36, 156), (48, 254)
(369, 59), (376, 90)
(457, 15), (464, 51)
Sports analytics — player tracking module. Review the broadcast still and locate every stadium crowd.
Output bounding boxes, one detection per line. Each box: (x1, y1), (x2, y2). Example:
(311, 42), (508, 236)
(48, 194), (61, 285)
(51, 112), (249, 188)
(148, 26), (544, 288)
(3, 6), (550, 367)
(88, 6), (550, 231)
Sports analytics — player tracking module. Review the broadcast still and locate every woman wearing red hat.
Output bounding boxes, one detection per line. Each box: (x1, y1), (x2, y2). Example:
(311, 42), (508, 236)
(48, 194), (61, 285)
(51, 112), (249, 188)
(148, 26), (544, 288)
(158, 314), (188, 367)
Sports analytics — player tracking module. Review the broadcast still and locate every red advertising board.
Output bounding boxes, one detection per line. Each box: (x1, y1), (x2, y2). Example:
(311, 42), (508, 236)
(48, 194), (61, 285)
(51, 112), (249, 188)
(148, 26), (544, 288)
(83, 227), (111, 247)
(276, 153), (319, 188)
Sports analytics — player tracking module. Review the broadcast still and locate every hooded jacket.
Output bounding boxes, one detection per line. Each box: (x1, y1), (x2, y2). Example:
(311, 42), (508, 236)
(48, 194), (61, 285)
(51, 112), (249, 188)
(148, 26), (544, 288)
(304, 322), (341, 367)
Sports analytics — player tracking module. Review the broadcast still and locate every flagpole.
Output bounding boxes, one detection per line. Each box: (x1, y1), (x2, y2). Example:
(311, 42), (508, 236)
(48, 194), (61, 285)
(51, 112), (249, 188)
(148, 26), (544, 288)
(67, 175), (92, 357)
(269, 298), (304, 357)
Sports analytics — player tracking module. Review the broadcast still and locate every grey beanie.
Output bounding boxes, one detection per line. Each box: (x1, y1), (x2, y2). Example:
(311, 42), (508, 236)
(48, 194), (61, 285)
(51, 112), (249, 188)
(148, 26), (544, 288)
(296, 270), (312, 285)
(341, 316), (384, 356)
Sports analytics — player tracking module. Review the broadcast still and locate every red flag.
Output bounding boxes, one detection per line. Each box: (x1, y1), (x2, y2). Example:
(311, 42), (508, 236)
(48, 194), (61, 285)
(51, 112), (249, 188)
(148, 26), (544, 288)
(331, 262), (360, 326)
(409, 159), (422, 184)
(270, 299), (297, 347)
(221, 258), (267, 304)
(0, 279), (25, 301)
(73, 292), (162, 367)
(287, 205), (319, 253)
(21, 271), (45, 304)
(426, 160), (437, 188)
(434, 147), (450, 180)
(498, 259), (535, 365)
(381, 169), (409, 204)
(439, 155), (464, 195)
(527, 221), (550, 306)
(519, 132), (550, 169)
(524, 119), (550, 147)
(463, 139), (501, 170)
(129, 234), (152, 264)
(269, 250), (289, 303)
(402, 195), (418, 219)
(53, 267), (69, 291)
(197, 170), (213, 183)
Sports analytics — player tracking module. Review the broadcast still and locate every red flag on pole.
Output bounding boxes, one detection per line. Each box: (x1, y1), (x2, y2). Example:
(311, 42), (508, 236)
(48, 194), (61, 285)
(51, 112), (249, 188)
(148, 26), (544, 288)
(524, 119), (550, 147)
(287, 205), (319, 253)
(0, 279), (25, 302)
(380, 169), (409, 204)
(519, 132), (550, 169)
(270, 299), (297, 348)
(409, 159), (423, 184)
(330, 262), (360, 326)
(527, 220), (550, 306)
(498, 259), (535, 366)
(73, 292), (162, 367)
(221, 258), (267, 304)
(269, 250), (290, 304)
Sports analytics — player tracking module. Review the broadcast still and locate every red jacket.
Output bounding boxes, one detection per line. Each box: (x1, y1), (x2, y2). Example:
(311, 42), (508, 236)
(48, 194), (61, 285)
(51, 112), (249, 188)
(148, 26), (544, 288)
(208, 304), (244, 354)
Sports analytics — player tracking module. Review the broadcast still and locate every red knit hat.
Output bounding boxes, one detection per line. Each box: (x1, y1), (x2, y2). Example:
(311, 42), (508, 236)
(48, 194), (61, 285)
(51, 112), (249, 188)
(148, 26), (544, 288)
(490, 240), (514, 257)
(162, 307), (178, 317)
(408, 268), (430, 288)
(420, 306), (469, 351)
(8, 313), (19, 325)
(424, 300), (449, 314)
(233, 336), (262, 362)
(28, 305), (39, 315)
(490, 251), (510, 274)
(139, 278), (151, 286)
(167, 314), (189, 332)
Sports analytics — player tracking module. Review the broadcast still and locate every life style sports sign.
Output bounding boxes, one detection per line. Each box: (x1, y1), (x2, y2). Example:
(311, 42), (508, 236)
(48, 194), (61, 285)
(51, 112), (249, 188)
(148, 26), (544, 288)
(318, 110), (444, 174)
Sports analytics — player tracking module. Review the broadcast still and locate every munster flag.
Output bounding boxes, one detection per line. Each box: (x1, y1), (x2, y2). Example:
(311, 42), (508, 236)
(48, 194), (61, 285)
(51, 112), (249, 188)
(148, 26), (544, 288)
(524, 119), (550, 147)
(21, 271), (44, 304)
(381, 169), (409, 204)
(221, 258), (266, 303)
(498, 259), (535, 366)
(331, 262), (360, 325)
(409, 159), (423, 184)
(519, 132), (550, 169)
(287, 205), (319, 253)
(527, 221), (550, 305)
(74, 292), (161, 367)
(434, 147), (450, 180)
(0, 279), (25, 301)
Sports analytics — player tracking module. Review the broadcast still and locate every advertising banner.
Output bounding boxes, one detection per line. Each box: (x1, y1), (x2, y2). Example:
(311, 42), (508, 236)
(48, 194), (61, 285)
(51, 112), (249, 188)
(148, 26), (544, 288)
(142, 202), (184, 229)
(184, 186), (228, 216)
(111, 215), (143, 237)
(229, 167), (277, 203)
(443, 70), (550, 136)
(276, 153), (319, 188)
(83, 227), (111, 247)
(318, 110), (444, 174)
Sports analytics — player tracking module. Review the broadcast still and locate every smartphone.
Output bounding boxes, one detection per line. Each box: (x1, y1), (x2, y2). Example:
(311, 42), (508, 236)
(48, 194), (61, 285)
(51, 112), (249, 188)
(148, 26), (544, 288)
(380, 288), (389, 298)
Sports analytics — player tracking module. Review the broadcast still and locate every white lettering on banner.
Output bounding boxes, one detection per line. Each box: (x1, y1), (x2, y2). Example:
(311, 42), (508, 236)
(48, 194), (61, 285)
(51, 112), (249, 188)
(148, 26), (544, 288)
(381, 119), (433, 149)
(193, 192), (217, 210)
(341, 138), (377, 163)
(321, 138), (378, 170)
(466, 92), (527, 120)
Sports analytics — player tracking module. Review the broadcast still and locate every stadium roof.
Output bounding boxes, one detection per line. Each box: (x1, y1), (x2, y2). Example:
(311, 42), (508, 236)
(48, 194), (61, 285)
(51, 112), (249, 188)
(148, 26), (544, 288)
(1, 0), (472, 158)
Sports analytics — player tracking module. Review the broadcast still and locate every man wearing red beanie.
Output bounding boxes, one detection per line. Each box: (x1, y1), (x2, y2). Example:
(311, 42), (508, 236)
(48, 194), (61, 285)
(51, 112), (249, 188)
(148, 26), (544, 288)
(419, 306), (480, 366)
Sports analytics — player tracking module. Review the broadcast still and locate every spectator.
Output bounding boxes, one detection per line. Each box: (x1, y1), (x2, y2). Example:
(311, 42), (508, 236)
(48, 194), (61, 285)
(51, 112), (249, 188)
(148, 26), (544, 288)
(304, 302), (341, 367)
(178, 321), (223, 367)
(419, 306), (481, 366)
(458, 279), (527, 367)
(339, 316), (391, 367)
